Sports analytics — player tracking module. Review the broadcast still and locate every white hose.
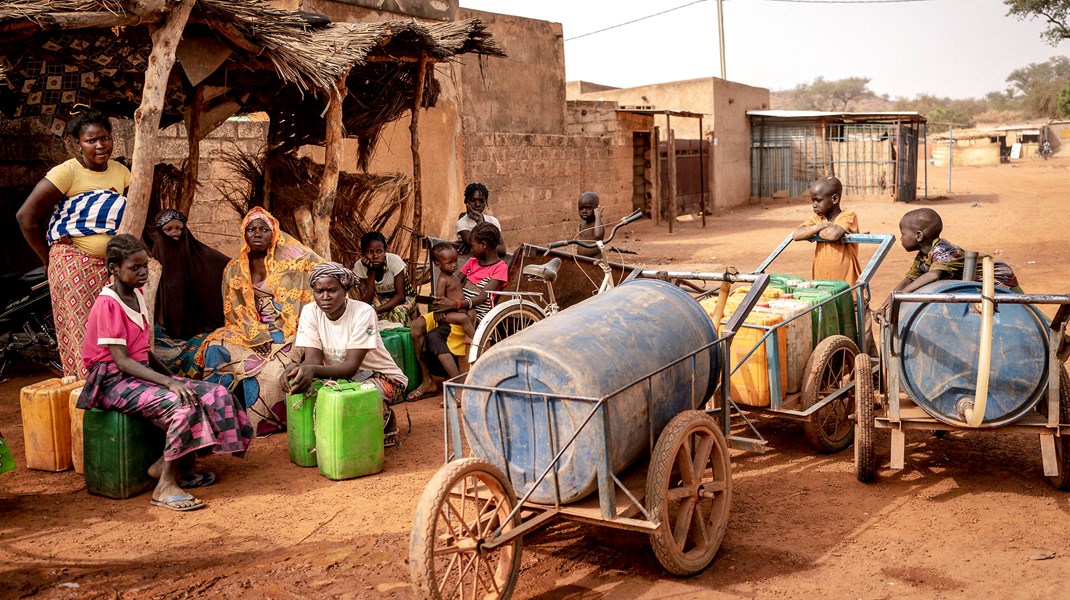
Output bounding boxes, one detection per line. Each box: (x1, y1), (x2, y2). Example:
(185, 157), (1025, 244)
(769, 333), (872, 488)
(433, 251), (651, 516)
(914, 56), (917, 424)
(967, 257), (995, 427)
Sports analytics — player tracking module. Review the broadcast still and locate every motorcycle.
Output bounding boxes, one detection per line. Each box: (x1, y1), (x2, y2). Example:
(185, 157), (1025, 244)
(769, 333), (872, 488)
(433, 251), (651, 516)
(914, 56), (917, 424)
(0, 266), (61, 379)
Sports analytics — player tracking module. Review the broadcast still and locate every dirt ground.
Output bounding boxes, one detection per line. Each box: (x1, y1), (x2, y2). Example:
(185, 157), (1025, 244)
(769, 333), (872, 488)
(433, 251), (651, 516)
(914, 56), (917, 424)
(3, 158), (1070, 599)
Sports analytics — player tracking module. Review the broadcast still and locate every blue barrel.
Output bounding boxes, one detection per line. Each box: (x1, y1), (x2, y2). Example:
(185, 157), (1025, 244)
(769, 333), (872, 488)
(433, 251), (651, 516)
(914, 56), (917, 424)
(898, 280), (1049, 427)
(462, 279), (719, 504)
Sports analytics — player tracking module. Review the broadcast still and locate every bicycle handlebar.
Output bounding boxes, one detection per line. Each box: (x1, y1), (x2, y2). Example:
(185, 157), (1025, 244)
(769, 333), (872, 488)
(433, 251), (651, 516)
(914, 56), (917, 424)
(546, 209), (643, 250)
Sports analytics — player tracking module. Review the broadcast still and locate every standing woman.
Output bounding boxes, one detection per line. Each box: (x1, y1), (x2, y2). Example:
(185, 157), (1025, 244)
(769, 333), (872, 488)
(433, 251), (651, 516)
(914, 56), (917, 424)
(199, 207), (321, 436)
(16, 107), (130, 378)
(150, 209), (231, 378)
(351, 231), (416, 326)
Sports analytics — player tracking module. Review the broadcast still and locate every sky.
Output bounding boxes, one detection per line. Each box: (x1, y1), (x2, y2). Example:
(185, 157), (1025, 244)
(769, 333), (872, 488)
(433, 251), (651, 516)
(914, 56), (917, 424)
(458, 0), (1070, 100)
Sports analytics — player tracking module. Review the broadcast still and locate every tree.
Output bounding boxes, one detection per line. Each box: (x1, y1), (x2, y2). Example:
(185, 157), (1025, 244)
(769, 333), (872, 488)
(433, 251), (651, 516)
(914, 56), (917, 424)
(1006, 56), (1070, 118)
(1058, 81), (1070, 118)
(1005, 0), (1070, 44)
(789, 76), (875, 111)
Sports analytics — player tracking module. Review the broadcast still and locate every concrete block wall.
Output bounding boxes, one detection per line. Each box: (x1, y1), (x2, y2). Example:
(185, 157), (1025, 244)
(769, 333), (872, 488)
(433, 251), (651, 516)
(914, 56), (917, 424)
(464, 129), (635, 246)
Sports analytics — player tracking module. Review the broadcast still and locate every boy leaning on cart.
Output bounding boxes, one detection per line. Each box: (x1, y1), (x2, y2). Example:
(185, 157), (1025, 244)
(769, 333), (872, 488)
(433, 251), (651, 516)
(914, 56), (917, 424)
(792, 176), (861, 286)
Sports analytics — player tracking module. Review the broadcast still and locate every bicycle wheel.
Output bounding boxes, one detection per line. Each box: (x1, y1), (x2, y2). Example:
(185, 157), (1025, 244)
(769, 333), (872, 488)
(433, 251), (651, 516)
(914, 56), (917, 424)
(468, 300), (546, 363)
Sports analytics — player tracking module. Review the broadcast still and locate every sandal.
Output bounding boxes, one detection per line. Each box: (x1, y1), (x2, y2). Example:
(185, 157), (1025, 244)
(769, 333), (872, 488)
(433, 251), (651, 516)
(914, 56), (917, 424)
(151, 494), (206, 512)
(406, 388), (432, 402)
(177, 471), (216, 489)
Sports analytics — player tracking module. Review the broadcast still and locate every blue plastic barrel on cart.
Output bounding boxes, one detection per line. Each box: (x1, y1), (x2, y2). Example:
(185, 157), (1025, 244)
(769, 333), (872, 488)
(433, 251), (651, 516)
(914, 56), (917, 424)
(462, 279), (720, 504)
(897, 280), (1050, 427)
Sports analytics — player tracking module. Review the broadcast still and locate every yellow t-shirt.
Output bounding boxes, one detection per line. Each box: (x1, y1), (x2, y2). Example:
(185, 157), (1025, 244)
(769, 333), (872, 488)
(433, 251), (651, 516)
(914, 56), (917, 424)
(802, 210), (861, 285)
(44, 159), (131, 257)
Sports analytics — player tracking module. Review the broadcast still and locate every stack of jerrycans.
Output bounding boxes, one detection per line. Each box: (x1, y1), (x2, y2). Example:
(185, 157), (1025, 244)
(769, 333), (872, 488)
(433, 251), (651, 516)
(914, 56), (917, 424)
(701, 289), (787, 408)
(286, 380), (385, 480)
(20, 377), (82, 471)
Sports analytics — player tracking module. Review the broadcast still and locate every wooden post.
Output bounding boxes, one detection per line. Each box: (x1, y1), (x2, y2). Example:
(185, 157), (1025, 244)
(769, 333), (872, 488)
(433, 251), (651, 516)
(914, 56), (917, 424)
(407, 55), (429, 280)
(699, 115), (706, 227)
(177, 84), (204, 215)
(652, 126), (661, 227)
(119, 0), (197, 238)
(667, 118), (677, 235)
(311, 75), (349, 261)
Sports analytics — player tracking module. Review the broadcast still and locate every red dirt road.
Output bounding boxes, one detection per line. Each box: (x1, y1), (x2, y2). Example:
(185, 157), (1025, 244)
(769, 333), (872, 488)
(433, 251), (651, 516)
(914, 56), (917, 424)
(3, 158), (1070, 599)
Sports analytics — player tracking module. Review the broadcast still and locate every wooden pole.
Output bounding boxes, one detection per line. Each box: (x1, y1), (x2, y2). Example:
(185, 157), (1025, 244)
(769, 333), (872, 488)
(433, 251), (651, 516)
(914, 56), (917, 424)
(699, 115), (706, 227)
(652, 126), (661, 227)
(667, 117), (677, 235)
(311, 75), (349, 261)
(178, 84), (204, 215)
(119, 0), (197, 238)
(407, 55), (429, 280)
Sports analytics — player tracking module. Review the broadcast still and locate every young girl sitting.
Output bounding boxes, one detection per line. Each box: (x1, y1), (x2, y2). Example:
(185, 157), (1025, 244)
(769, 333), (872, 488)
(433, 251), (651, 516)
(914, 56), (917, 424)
(283, 262), (408, 445)
(78, 235), (253, 512)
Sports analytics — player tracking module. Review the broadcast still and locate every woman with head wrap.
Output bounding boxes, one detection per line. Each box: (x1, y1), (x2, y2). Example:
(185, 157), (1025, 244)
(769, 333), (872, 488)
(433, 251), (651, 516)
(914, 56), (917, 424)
(150, 209), (231, 378)
(199, 207), (322, 436)
(283, 262), (406, 444)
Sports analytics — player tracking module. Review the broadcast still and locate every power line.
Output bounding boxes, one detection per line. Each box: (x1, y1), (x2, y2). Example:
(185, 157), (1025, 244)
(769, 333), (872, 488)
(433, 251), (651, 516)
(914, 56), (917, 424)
(564, 0), (941, 42)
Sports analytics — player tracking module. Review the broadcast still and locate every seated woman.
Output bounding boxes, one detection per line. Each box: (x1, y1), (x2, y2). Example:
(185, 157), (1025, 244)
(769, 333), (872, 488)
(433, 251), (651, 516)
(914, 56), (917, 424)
(351, 231), (416, 326)
(16, 107), (130, 378)
(150, 209), (230, 379)
(78, 235), (252, 512)
(284, 263), (407, 444)
(200, 207), (321, 436)
(408, 222), (508, 401)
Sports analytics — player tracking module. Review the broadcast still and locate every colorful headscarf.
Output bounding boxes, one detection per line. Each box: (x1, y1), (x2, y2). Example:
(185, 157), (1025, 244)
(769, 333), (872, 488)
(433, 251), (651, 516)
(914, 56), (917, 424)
(154, 209), (186, 230)
(198, 207), (322, 361)
(310, 262), (357, 290)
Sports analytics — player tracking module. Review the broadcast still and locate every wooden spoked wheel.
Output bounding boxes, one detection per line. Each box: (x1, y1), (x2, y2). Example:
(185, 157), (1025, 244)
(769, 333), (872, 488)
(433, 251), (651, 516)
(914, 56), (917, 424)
(854, 354), (877, 483)
(467, 301), (546, 363)
(647, 410), (732, 576)
(802, 335), (860, 453)
(410, 458), (522, 599)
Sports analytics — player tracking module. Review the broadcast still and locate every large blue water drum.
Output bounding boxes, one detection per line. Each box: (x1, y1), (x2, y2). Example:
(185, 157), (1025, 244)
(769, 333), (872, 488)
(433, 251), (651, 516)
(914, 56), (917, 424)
(462, 279), (719, 504)
(898, 280), (1049, 427)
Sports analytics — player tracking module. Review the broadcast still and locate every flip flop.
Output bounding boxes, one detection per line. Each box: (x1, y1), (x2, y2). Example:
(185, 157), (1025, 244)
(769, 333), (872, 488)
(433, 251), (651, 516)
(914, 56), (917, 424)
(406, 389), (429, 402)
(150, 494), (206, 512)
(177, 471), (216, 489)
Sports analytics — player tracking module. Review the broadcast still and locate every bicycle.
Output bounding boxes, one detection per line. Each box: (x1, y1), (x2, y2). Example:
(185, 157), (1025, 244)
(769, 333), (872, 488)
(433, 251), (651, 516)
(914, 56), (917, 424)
(467, 209), (644, 363)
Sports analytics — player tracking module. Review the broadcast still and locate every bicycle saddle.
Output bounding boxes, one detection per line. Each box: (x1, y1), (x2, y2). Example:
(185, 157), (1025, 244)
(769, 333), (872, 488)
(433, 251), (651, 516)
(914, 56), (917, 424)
(522, 258), (561, 283)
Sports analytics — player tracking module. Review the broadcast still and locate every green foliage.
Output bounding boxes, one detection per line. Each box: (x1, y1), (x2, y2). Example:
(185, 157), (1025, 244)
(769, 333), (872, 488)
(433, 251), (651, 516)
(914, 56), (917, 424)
(1005, 0), (1070, 44)
(1058, 81), (1070, 118)
(1006, 56), (1070, 118)
(789, 76), (875, 111)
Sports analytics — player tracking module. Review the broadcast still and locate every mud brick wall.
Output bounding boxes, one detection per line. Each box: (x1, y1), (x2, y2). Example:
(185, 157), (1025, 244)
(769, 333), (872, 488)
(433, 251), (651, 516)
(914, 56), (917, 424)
(465, 102), (646, 247)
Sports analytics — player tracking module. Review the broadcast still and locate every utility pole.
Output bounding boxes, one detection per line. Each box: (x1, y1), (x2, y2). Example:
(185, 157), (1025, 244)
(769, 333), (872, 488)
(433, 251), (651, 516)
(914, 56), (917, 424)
(716, 0), (726, 79)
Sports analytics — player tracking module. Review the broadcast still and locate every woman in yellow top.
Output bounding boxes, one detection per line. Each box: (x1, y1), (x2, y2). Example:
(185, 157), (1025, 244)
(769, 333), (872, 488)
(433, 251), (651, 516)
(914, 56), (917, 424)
(199, 208), (322, 436)
(16, 108), (131, 378)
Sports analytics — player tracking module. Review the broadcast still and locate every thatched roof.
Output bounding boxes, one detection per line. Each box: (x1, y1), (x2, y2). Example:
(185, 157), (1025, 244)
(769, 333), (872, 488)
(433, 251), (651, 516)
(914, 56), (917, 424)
(0, 0), (503, 151)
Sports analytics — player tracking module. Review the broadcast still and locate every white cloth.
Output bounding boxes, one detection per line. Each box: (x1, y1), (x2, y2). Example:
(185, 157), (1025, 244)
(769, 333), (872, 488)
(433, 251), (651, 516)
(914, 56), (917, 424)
(351, 252), (407, 296)
(454, 213), (501, 237)
(295, 299), (407, 387)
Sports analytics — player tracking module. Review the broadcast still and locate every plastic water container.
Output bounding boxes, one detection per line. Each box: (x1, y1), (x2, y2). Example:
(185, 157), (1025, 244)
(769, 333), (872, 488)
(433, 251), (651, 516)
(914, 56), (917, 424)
(314, 381), (384, 480)
(768, 273), (804, 295)
(808, 279), (858, 342)
(463, 279), (719, 505)
(792, 289), (841, 344)
(286, 382), (321, 468)
(720, 310), (788, 407)
(20, 377), (82, 471)
(83, 409), (165, 499)
(380, 328), (419, 393)
(0, 433), (15, 475)
(732, 285), (782, 301)
(69, 386), (85, 474)
(898, 280), (1050, 427)
(765, 299), (815, 393)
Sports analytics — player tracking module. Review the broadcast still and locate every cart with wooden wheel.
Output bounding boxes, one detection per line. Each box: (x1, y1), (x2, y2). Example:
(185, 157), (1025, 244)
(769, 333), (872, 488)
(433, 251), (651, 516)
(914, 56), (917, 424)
(854, 257), (1070, 488)
(408, 278), (771, 599)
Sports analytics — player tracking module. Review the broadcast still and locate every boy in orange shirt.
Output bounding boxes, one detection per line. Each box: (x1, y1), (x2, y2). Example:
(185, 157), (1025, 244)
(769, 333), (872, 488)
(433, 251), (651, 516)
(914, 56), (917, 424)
(792, 176), (860, 285)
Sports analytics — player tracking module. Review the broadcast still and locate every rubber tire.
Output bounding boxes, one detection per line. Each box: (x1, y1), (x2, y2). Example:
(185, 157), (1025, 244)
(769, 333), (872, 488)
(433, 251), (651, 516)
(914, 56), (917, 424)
(1048, 365), (1070, 490)
(854, 354), (877, 483)
(802, 335), (860, 454)
(410, 458), (522, 600)
(467, 301), (546, 364)
(647, 410), (732, 576)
